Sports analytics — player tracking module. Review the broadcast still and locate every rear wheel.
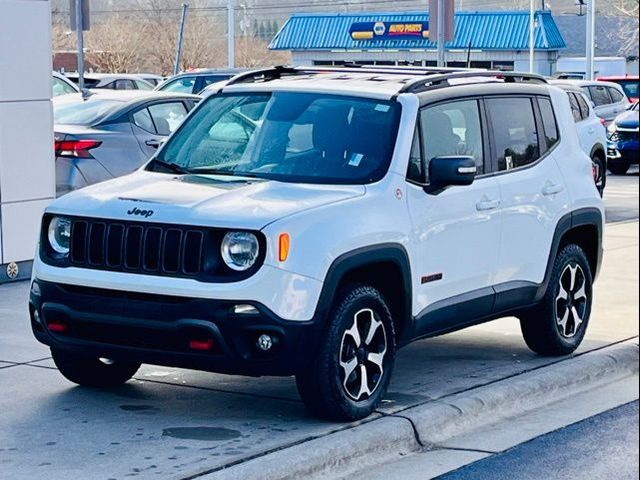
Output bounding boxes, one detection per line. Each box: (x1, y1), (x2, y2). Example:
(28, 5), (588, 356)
(608, 162), (630, 175)
(296, 285), (396, 421)
(51, 348), (140, 387)
(591, 154), (606, 196)
(520, 244), (593, 356)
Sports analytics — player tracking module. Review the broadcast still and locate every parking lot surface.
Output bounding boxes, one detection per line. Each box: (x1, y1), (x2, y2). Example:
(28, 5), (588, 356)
(0, 175), (638, 480)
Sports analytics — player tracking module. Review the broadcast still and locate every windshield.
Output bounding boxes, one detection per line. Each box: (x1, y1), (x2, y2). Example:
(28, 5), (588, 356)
(155, 92), (401, 184)
(53, 98), (123, 125)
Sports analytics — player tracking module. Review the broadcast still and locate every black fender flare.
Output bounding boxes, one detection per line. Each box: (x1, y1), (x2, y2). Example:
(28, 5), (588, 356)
(534, 207), (604, 302)
(312, 243), (413, 339)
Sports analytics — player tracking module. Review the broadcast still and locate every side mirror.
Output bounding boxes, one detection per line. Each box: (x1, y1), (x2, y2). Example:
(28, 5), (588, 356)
(424, 156), (477, 195)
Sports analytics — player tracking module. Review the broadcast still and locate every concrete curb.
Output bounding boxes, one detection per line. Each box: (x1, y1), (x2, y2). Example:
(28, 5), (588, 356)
(198, 340), (639, 480)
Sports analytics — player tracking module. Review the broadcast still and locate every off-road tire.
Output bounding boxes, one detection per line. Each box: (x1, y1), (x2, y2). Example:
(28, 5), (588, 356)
(520, 244), (593, 356)
(296, 284), (396, 421)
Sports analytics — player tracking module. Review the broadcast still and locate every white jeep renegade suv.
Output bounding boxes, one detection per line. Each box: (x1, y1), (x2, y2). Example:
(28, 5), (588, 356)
(30, 66), (604, 421)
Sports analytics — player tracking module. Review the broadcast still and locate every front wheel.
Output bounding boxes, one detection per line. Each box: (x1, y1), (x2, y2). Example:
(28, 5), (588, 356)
(52, 348), (140, 387)
(520, 244), (593, 356)
(296, 285), (396, 421)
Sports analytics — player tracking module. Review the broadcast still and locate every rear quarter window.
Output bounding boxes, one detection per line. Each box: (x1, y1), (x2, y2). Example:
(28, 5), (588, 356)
(538, 97), (559, 149)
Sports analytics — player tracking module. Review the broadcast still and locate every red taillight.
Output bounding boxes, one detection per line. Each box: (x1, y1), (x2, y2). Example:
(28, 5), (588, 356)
(599, 118), (606, 127)
(54, 139), (102, 158)
(189, 339), (214, 351)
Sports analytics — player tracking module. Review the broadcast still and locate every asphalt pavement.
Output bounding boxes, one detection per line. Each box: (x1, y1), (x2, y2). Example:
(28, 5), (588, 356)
(0, 173), (637, 480)
(436, 401), (639, 480)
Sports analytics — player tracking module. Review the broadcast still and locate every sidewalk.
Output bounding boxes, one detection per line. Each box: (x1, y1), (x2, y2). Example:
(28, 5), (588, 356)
(0, 221), (637, 480)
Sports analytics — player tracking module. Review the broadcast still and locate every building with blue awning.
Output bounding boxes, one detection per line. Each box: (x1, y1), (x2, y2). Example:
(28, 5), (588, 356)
(269, 11), (566, 75)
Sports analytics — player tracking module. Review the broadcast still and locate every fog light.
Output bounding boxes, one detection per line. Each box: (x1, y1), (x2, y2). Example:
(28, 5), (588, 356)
(33, 309), (42, 324)
(256, 334), (273, 351)
(30, 281), (41, 297)
(233, 304), (259, 315)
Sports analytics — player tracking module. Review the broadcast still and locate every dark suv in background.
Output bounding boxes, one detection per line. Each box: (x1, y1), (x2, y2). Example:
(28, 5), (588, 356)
(155, 69), (245, 94)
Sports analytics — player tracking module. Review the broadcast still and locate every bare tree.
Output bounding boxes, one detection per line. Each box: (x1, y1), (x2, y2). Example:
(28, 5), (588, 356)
(235, 36), (290, 68)
(85, 15), (149, 72)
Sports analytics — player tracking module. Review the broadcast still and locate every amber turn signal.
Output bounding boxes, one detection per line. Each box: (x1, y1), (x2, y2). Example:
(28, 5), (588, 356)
(278, 233), (290, 262)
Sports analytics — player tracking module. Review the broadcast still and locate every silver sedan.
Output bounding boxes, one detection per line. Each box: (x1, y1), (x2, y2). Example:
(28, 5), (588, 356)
(53, 90), (199, 196)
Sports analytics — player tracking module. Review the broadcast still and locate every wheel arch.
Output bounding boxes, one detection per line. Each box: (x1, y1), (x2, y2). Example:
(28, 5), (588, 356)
(313, 244), (413, 344)
(535, 208), (603, 302)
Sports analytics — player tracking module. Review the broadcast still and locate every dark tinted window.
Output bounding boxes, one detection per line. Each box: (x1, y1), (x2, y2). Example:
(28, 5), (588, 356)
(588, 85), (612, 106)
(575, 93), (591, 120)
(567, 92), (582, 122)
(608, 87), (625, 103)
(420, 99), (484, 180)
(538, 98), (559, 149)
(406, 127), (424, 183)
(486, 97), (539, 171)
(53, 98), (122, 125)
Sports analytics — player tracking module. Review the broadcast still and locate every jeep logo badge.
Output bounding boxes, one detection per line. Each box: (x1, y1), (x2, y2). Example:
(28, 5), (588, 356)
(127, 207), (154, 218)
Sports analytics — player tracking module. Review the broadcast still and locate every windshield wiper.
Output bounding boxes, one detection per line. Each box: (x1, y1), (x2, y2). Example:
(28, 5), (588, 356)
(147, 158), (189, 175)
(187, 167), (261, 178)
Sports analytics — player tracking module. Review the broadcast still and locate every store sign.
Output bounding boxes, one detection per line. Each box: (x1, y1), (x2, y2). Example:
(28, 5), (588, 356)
(349, 21), (430, 41)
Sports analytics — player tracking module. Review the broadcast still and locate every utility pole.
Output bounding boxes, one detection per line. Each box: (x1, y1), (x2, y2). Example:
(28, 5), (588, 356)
(174, 4), (188, 76)
(227, 0), (235, 68)
(585, 0), (595, 80)
(437, 0), (445, 67)
(529, 0), (535, 73)
(75, 0), (84, 89)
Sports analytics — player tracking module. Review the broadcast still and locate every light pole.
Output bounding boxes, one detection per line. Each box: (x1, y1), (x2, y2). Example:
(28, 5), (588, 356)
(227, 0), (235, 68)
(586, 0), (595, 80)
(529, 0), (535, 73)
(173, 4), (188, 76)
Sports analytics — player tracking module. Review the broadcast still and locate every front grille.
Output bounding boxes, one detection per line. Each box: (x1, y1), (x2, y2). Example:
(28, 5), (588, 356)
(70, 219), (206, 278)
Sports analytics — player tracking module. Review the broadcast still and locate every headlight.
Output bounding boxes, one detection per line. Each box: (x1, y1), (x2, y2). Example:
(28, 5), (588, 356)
(47, 216), (71, 255)
(607, 123), (617, 135)
(221, 232), (259, 271)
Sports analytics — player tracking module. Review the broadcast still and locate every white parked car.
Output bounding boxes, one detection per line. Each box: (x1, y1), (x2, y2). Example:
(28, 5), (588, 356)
(30, 67), (604, 421)
(554, 83), (608, 195)
(550, 79), (629, 124)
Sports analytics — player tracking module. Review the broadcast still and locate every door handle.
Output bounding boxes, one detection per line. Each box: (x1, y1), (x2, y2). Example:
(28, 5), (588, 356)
(145, 139), (161, 148)
(542, 182), (564, 196)
(587, 127), (595, 134)
(476, 199), (501, 211)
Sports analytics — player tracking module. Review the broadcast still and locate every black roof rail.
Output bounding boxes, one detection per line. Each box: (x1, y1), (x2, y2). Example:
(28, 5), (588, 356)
(224, 64), (488, 86)
(399, 71), (548, 94)
(224, 66), (548, 93)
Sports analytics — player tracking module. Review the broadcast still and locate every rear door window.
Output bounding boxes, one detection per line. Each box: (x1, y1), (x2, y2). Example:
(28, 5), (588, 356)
(147, 102), (188, 135)
(486, 97), (540, 171)
(588, 85), (612, 106)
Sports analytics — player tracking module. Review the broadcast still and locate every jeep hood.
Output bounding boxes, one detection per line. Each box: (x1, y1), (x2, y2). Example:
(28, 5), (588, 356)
(48, 171), (365, 229)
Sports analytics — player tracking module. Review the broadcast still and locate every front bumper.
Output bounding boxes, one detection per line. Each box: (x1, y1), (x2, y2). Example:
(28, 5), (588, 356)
(29, 280), (321, 376)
